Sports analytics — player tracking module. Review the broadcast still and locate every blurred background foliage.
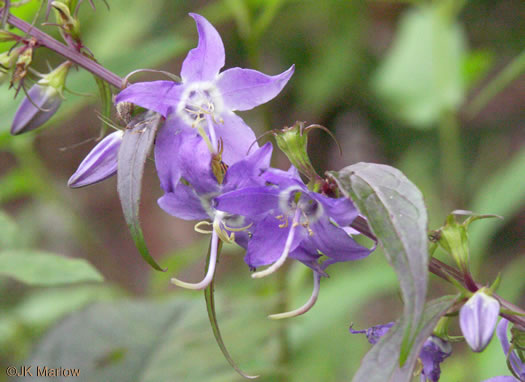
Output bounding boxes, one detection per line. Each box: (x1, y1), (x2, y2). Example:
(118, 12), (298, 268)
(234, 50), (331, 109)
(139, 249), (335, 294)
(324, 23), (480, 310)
(0, 0), (524, 381)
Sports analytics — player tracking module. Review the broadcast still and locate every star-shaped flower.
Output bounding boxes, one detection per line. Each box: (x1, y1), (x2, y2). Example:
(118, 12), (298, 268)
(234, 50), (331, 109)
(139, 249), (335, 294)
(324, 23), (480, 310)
(116, 13), (294, 165)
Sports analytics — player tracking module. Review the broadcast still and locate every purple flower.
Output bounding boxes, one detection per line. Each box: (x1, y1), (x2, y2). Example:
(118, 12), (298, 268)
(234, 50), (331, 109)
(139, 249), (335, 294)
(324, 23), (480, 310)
(215, 166), (371, 275)
(11, 61), (71, 135)
(214, 166), (372, 318)
(116, 13), (294, 165)
(157, 127), (273, 290)
(459, 291), (500, 352)
(68, 130), (123, 188)
(351, 323), (452, 382)
(349, 322), (395, 344)
(481, 319), (525, 382)
(419, 336), (452, 382)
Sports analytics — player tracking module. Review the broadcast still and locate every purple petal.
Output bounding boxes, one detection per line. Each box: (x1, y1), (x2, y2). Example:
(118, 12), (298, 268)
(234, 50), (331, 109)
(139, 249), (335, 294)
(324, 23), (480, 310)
(68, 131), (122, 188)
(244, 215), (303, 267)
(158, 184), (209, 221)
(214, 186), (280, 217)
(180, 13), (225, 83)
(153, 118), (186, 192)
(459, 291), (500, 352)
(216, 112), (257, 165)
(217, 65), (294, 111)
(310, 218), (372, 265)
(311, 193), (359, 226)
(419, 336), (452, 382)
(11, 85), (61, 135)
(262, 166), (304, 189)
(223, 142), (272, 190)
(175, 131), (219, 195)
(115, 81), (182, 117)
(497, 319), (524, 378)
(349, 322), (395, 345)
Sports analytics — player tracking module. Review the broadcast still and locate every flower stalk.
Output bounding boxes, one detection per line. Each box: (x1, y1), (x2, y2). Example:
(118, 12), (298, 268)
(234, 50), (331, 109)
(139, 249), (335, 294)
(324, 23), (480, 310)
(0, 8), (123, 88)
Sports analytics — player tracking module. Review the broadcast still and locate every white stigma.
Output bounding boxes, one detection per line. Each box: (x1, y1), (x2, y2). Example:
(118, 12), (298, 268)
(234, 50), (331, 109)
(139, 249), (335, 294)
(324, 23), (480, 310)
(268, 271), (321, 319)
(170, 215), (221, 290)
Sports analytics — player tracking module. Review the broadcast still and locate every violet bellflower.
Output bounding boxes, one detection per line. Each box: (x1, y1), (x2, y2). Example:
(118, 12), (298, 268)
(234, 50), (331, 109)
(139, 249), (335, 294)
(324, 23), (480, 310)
(11, 61), (71, 135)
(459, 290), (500, 352)
(481, 319), (525, 382)
(350, 323), (452, 382)
(156, 125), (273, 290)
(214, 166), (372, 318)
(68, 130), (123, 188)
(115, 13), (294, 166)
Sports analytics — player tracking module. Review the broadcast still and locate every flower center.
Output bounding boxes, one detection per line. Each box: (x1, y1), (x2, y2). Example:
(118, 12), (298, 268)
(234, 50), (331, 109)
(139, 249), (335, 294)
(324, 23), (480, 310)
(278, 186), (323, 229)
(177, 82), (223, 126)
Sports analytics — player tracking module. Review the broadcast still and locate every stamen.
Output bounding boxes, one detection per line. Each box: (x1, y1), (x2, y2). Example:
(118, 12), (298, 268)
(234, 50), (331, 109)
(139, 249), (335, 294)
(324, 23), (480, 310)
(222, 222), (253, 232)
(268, 272), (321, 319)
(194, 220), (213, 234)
(171, 218), (220, 290)
(252, 209), (301, 279)
(278, 215), (289, 229)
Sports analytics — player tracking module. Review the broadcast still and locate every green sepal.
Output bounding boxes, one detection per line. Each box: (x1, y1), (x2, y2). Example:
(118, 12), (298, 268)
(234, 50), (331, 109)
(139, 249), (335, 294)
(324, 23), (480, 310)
(204, 239), (258, 380)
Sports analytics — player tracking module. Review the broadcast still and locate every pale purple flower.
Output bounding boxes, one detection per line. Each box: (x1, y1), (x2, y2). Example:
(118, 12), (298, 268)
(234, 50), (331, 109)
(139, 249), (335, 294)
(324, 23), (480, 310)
(11, 62), (70, 135)
(480, 319), (525, 382)
(116, 13), (294, 165)
(460, 291), (500, 352)
(11, 85), (62, 135)
(351, 323), (451, 382)
(68, 130), (123, 188)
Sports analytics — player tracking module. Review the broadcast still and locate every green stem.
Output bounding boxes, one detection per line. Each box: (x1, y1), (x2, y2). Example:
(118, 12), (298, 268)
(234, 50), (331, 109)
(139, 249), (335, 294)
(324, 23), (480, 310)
(438, 111), (464, 208)
(466, 49), (525, 118)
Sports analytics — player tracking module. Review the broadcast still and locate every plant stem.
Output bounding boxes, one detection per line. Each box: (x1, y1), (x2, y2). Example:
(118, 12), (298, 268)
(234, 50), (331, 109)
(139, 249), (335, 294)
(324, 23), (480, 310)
(1, 9), (123, 88)
(438, 111), (464, 208)
(350, 216), (525, 328)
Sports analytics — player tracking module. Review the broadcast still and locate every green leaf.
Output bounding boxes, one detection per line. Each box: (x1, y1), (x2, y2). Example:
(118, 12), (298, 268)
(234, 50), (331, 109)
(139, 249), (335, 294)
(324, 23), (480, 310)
(329, 162), (428, 365)
(117, 111), (165, 272)
(0, 210), (19, 249)
(373, 4), (465, 128)
(23, 296), (277, 381)
(204, 240), (258, 380)
(0, 250), (103, 285)
(351, 295), (457, 382)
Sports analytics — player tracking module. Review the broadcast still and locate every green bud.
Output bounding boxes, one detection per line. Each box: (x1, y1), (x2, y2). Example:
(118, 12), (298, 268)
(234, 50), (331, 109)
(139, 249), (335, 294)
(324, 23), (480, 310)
(52, 1), (82, 44)
(433, 210), (502, 275)
(39, 60), (72, 95)
(273, 121), (320, 182)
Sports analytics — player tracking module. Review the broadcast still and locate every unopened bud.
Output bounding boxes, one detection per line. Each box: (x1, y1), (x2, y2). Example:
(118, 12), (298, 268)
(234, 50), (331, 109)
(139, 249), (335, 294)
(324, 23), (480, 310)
(68, 130), (123, 188)
(10, 61), (71, 135)
(460, 291), (500, 352)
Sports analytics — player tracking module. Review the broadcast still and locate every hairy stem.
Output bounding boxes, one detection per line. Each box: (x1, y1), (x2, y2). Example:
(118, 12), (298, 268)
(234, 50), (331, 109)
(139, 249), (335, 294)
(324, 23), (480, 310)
(1, 9), (123, 88)
(350, 216), (525, 327)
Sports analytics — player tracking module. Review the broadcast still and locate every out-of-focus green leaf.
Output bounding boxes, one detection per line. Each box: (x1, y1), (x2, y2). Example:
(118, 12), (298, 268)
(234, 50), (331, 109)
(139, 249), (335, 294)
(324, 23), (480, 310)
(329, 162), (428, 365)
(351, 295), (457, 382)
(0, 210), (19, 249)
(373, 4), (465, 128)
(0, 167), (44, 203)
(468, 147), (525, 258)
(0, 250), (103, 285)
(462, 50), (494, 89)
(117, 111), (165, 272)
(23, 296), (278, 382)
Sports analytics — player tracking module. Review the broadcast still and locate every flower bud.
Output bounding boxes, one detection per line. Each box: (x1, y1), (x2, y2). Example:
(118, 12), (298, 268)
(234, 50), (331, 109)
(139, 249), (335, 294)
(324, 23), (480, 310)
(460, 291), (500, 352)
(273, 121), (320, 182)
(10, 61), (71, 135)
(0, 47), (23, 85)
(68, 130), (123, 188)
